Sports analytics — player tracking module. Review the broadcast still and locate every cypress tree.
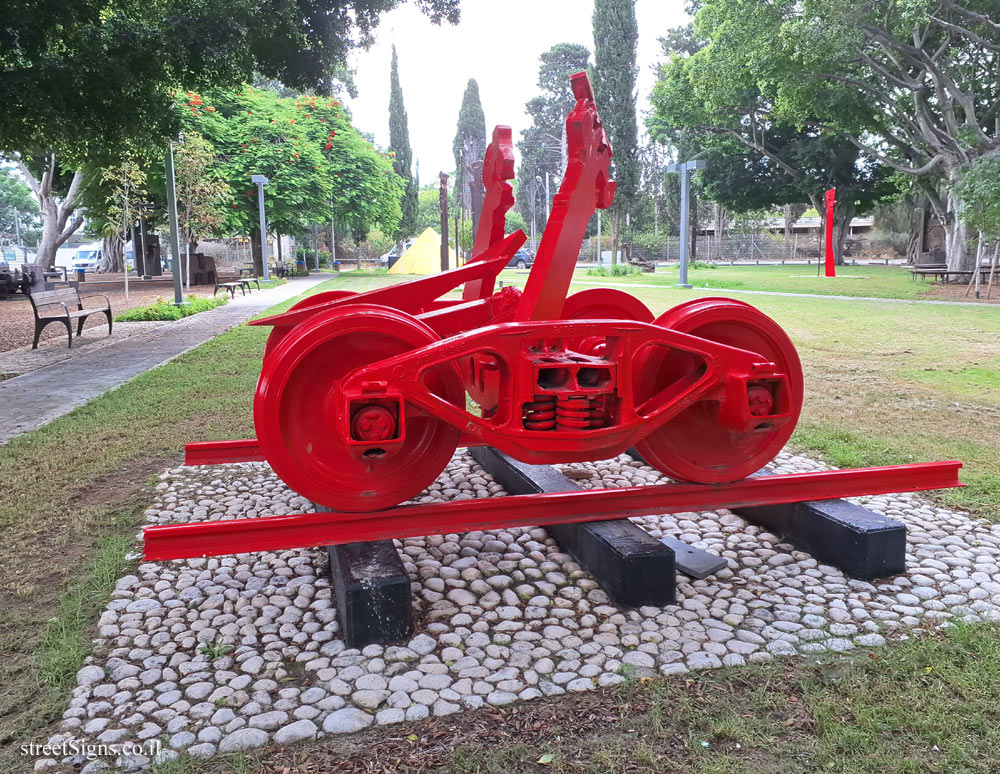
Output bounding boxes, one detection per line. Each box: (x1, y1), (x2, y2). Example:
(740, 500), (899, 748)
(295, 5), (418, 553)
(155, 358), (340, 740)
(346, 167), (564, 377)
(389, 44), (418, 240)
(452, 79), (487, 235)
(592, 0), (638, 263)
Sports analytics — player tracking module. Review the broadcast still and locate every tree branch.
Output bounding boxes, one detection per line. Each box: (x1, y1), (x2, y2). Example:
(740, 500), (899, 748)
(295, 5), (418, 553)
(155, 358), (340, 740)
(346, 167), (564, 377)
(54, 215), (85, 250)
(940, 0), (1000, 36)
(14, 157), (41, 199)
(802, 121), (945, 176)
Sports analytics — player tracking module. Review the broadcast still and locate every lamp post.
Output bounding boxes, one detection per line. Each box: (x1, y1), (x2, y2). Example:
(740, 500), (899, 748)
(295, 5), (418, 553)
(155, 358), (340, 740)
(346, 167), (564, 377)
(667, 159), (706, 289)
(252, 175), (271, 281)
(164, 135), (185, 305)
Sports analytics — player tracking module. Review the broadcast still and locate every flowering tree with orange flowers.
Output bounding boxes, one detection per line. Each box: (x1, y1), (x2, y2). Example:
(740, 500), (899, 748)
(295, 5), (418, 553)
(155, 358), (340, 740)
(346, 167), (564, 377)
(176, 87), (404, 274)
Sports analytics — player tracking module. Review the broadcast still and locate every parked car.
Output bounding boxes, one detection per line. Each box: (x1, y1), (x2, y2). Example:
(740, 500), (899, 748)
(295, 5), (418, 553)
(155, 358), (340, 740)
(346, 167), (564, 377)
(508, 248), (533, 269)
(72, 243), (103, 271)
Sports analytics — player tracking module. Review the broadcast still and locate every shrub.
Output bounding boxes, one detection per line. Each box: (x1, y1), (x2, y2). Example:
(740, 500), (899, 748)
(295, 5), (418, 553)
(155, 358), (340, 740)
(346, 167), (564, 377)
(114, 294), (227, 322)
(587, 263), (643, 277)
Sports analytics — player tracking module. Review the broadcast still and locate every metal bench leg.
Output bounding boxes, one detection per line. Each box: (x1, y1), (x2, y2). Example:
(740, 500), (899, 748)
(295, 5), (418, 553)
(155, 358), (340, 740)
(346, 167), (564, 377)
(77, 315), (86, 337)
(104, 309), (113, 336)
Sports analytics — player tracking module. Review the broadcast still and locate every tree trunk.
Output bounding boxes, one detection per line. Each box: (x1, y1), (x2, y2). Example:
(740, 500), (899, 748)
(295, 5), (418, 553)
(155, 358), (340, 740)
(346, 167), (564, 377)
(16, 155), (84, 267)
(832, 200), (855, 266)
(690, 195), (699, 265)
(943, 181), (973, 273)
(783, 204), (794, 241)
(609, 209), (620, 265)
(251, 226), (264, 277)
(101, 233), (124, 272)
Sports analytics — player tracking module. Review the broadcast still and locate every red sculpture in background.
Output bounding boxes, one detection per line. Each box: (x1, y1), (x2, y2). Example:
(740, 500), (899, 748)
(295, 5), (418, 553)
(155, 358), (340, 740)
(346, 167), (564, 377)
(145, 72), (961, 561)
(824, 187), (837, 277)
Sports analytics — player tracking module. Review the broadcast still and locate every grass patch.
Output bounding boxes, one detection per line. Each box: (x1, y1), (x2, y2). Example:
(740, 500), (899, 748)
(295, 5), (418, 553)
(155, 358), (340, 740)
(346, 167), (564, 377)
(34, 507), (137, 689)
(114, 294), (227, 322)
(557, 263), (936, 300)
(255, 277), (288, 290)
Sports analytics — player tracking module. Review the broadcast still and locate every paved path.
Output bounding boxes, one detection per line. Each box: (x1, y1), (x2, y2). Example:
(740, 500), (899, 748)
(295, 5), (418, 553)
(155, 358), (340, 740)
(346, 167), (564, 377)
(0, 275), (329, 445)
(569, 280), (997, 307)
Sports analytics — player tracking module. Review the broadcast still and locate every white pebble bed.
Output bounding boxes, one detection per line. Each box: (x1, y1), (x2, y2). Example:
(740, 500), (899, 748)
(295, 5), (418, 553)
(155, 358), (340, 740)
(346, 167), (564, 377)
(35, 450), (1000, 771)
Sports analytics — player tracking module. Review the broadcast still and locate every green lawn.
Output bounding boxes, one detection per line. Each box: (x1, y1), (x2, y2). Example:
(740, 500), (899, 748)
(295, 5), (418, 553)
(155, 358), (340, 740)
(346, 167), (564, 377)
(2, 270), (999, 773)
(499, 263), (940, 300)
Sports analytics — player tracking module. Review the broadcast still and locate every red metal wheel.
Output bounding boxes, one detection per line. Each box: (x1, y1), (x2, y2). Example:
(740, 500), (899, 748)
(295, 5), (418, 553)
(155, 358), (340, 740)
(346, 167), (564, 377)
(262, 290), (357, 362)
(255, 304), (464, 511)
(562, 288), (654, 323)
(562, 288), (653, 355)
(634, 297), (803, 483)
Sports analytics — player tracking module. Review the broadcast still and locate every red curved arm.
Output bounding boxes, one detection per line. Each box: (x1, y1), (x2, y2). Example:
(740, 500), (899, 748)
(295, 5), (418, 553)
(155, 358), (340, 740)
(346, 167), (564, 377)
(515, 71), (616, 321)
(464, 125), (518, 301)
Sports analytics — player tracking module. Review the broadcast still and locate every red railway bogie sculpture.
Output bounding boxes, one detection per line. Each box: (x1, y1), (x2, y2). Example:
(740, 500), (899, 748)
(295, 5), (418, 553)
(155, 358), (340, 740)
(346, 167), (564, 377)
(146, 73), (962, 560)
(252, 72), (800, 512)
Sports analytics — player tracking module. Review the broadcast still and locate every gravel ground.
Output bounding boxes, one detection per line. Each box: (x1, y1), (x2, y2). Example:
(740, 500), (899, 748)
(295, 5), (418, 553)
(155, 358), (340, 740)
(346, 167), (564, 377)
(33, 450), (1000, 771)
(0, 283), (215, 355)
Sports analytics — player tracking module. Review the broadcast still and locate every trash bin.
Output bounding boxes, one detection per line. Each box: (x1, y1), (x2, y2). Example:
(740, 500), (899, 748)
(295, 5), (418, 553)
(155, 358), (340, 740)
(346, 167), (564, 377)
(333, 261), (341, 272)
(75, 268), (86, 282)
(296, 259), (306, 272)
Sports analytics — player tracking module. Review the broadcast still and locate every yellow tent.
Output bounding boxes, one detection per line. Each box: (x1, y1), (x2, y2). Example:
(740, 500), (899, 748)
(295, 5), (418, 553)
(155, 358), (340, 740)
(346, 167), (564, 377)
(388, 227), (454, 275)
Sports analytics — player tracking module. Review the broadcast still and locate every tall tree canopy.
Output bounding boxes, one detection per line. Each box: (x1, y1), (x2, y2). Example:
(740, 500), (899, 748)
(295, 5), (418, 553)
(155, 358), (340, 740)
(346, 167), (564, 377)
(388, 45), (419, 240)
(0, 0), (460, 156)
(649, 23), (895, 263)
(667, 0), (1000, 270)
(516, 43), (591, 234)
(592, 0), (639, 262)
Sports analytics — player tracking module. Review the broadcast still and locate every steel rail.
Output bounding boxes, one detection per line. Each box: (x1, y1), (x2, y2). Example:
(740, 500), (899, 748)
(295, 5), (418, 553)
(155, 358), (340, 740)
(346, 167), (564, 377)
(144, 461), (962, 561)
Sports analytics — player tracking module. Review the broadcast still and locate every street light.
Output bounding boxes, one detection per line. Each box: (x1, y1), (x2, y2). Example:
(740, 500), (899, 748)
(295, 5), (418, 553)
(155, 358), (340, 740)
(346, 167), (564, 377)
(164, 133), (185, 305)
(252, 175), (271, 281)
(666, 159), (707, 288)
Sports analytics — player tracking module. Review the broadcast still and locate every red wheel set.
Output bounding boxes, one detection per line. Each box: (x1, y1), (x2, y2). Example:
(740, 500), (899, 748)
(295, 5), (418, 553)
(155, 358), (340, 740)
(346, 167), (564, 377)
(147, 72), (961, 561)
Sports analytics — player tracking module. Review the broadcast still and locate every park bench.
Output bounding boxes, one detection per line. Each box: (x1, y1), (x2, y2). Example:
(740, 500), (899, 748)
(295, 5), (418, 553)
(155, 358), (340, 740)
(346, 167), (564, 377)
(27, 286), (112, 349)
(213, 281), (246, 299)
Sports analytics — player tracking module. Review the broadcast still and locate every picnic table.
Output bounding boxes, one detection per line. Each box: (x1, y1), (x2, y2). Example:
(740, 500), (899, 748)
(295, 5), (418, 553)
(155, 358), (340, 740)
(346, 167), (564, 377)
(909, 263), (997, 284)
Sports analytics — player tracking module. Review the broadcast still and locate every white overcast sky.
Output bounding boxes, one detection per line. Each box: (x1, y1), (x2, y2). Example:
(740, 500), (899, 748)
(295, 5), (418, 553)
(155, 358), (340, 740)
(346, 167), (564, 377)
(346, 0), (690, 180)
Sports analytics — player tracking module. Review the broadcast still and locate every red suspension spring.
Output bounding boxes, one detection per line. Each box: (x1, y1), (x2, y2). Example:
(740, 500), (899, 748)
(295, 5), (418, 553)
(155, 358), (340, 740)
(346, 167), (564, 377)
(523, 395), (557, 430)
(556, 394), (606, 430)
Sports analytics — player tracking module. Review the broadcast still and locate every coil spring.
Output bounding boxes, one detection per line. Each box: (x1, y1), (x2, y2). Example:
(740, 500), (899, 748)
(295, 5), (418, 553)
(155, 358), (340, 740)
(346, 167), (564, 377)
(556, 394), (606, 430)
(523, 395), (557, 430)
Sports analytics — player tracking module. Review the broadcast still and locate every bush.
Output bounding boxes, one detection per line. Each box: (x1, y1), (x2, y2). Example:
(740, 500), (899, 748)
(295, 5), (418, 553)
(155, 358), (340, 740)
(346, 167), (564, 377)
(632, 230), (667, 253)
(114, 295), (227, 322)
(296, 249), (331, 267)
(690, 260), (716, 269)
(586, 263), (643, 277)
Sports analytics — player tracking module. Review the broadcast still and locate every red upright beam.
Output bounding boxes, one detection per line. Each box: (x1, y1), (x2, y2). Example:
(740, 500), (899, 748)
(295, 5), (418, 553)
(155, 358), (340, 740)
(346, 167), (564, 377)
(144, 461), (962, 561)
